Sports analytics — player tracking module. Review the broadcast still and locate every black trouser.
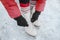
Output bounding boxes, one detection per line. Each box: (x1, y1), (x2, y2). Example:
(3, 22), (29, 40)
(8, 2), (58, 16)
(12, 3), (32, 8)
(19, 0), (30, 4)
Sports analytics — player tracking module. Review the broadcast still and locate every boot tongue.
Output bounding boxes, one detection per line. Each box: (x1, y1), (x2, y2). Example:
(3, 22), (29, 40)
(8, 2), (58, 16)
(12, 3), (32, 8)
(21, 6), (30, 14)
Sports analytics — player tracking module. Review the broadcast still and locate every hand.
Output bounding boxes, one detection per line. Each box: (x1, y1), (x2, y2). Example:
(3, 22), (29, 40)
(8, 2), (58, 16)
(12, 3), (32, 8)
(31, 11), (41, 22)
(14, 16), (28, 26)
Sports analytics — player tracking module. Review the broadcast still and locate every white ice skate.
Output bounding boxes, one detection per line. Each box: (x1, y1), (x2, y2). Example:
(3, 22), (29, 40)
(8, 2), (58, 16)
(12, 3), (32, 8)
(25, 23), (37, 37)
(21, 6), (37, 37)
(30, 4), (40, 27)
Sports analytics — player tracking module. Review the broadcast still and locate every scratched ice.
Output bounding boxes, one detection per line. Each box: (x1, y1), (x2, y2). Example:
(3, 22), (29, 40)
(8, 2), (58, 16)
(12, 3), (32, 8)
(0, 0), (60, 40)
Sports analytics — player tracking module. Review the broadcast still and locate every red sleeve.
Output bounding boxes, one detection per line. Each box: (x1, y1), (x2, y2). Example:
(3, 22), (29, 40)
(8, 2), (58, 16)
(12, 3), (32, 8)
(35, 0), (46, 12)
(1, 0), (21, 18)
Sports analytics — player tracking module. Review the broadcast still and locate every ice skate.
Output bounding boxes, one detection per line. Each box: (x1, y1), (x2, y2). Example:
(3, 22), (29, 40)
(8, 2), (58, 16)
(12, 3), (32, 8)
(21, 6), (37, 37)
(30, 4), (40, 27)
(25, 23), (37, 37)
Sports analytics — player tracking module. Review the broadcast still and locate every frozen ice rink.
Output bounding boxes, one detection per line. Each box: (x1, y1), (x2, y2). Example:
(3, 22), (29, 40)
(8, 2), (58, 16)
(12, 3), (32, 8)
(0, 0), (60, 40)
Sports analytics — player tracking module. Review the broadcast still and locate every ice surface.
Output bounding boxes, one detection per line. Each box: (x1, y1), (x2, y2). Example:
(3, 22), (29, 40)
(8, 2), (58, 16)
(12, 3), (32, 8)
(0, 0), (60, 40)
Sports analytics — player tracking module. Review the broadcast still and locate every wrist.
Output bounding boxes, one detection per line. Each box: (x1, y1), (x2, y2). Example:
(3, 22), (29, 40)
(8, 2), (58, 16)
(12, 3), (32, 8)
(14, 15), (22, 21)
(35, 10), (41, 15)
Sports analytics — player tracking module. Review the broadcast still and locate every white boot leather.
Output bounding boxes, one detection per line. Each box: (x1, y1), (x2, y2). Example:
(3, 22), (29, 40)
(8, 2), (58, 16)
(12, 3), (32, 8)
(30, 5), (40, 27)
(21, 6), (37, 36)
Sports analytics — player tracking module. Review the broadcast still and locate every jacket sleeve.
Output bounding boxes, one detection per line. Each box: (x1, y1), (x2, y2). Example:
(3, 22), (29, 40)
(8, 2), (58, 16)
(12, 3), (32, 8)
(35, 0), (46, 12)
(1, 0), (21, 18)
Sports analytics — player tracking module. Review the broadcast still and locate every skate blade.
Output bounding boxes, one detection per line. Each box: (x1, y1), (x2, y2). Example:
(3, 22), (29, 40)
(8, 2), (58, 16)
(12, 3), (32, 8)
(34, 25), (40, 29)
(25, 32), (36, 38)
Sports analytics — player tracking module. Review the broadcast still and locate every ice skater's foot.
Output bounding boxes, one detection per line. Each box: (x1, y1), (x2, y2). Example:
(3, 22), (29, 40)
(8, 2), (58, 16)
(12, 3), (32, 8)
(32, 20), (40, 29)
(25, 24), (37, 37)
